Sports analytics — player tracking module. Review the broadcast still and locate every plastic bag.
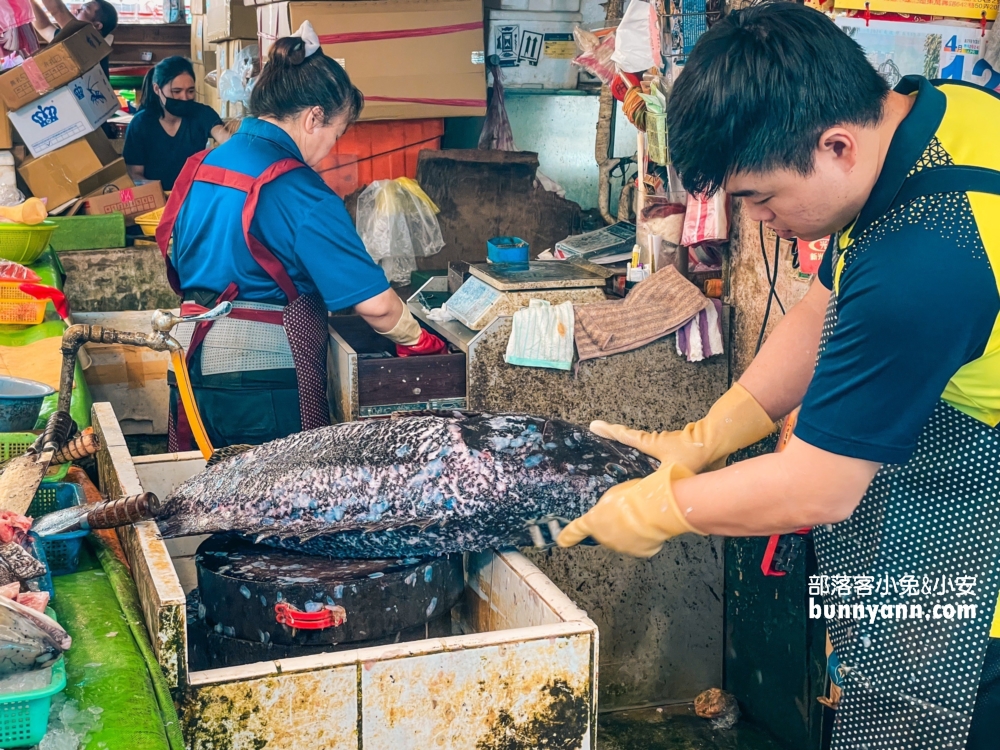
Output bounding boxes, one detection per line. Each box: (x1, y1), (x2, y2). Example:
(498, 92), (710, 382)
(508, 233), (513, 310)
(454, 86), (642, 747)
(219, 44), (260, 106)
(682, 191), (729, 248)
(356, 178), (445, 284)
(0, 0), (32, 36)
(480, 59), (516, 151)
(572, 27), (617, 85)
(611, 0), (656, 73)
(0, 186), (25, 207)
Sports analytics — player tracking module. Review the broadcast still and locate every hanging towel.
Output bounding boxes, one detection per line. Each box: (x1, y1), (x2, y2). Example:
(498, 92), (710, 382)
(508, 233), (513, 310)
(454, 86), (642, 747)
(574, 266), (708, 365)
(505, 299), (575, 371)
(677, 298), (725, 362)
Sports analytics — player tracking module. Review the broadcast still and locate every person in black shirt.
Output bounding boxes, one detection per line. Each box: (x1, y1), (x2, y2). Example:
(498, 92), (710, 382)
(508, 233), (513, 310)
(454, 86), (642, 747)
(30, 0), (117, 79)
(123, 57), (230, 191)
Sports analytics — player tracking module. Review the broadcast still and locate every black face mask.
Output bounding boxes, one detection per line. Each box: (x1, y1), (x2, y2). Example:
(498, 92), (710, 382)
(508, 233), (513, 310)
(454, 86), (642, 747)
(163, 97), (198, 118)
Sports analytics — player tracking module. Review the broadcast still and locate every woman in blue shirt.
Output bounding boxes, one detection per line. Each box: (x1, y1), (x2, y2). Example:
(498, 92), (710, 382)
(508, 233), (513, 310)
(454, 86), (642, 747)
(124, 57), (230, 190)
(156, 26), (445, 450)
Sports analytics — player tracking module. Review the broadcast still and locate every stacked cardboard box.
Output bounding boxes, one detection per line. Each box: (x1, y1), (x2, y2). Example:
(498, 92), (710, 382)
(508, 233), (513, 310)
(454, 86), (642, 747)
(255, 0), (487, 121)
(190, 11), (222, 111)
(207, 0), (257, 43)
(0, 19), (166, 216)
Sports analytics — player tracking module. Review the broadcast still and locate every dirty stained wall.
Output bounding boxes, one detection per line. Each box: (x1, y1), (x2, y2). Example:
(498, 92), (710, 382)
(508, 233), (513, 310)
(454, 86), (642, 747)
(60, 246), (177, 313)
(727, 201), (811, 380)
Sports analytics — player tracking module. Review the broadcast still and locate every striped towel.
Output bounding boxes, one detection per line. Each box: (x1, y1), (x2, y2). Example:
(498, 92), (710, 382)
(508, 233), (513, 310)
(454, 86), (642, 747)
(676, 298), (725, 362)
(574, 266), (708, 364)
(505, 299), (575, 370)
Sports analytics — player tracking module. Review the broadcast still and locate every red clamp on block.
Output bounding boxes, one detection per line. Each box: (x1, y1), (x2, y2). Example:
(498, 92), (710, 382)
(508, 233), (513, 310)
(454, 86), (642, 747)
(275, 602), (347, 630)
(761, 528), (811, 577)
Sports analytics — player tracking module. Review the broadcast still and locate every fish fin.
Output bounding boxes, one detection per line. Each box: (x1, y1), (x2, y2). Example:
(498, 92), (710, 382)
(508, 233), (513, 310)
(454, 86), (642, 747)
(207, 444), (256, 468)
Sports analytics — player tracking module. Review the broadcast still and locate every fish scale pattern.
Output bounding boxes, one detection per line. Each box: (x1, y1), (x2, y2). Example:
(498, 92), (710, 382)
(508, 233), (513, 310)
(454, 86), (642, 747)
(158, 413), (658, 558)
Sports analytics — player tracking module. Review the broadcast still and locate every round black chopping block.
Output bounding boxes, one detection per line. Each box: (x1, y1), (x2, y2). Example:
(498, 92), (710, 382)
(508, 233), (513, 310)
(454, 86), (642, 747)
(195, 534), (464, 646)
(186, 601), (454, 672)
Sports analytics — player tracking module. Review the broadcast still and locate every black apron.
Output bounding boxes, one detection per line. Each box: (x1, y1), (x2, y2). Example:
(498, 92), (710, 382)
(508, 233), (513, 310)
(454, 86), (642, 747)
(814, 165), (1000, 749)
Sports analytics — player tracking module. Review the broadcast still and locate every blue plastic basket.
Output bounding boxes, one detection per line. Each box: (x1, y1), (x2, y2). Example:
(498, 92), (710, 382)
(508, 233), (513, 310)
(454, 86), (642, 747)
(27, 484), (87, 576)
(0, 609), (66, 748)
(22, 535), (54, 601)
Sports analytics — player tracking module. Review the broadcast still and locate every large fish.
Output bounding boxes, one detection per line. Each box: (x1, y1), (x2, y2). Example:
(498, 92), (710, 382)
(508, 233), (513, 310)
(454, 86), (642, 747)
(0, 595), (70, 676)
(157, 412), (658, 558)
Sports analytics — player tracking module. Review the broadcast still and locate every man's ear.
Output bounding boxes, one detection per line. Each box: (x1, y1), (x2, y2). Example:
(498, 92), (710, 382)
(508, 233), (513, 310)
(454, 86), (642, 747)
(817, 127), (859, 173)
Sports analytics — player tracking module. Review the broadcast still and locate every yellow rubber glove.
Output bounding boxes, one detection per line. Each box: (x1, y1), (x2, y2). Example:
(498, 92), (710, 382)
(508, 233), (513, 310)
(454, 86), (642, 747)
(556, 463), (704, 557)
(590, 383), (776, 473)
(376, 305), (422, 346)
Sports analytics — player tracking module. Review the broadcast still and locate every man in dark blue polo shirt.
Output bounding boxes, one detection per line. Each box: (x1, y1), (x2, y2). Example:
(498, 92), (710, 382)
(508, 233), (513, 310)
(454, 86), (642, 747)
(558, 3), (1000, 748)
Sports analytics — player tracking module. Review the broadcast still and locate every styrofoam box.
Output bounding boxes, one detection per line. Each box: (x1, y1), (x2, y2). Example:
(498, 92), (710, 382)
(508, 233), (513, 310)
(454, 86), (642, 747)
(488, 10), (583, 89)
(93, 402), (600, 750)
(8, 65), (117, 158)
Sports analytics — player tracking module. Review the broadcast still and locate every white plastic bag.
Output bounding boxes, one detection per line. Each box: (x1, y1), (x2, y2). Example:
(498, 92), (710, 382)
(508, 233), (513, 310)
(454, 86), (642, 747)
(611, 0), (656, 73)
(219, 43), (260, 106)
(356, 178), (445, 284)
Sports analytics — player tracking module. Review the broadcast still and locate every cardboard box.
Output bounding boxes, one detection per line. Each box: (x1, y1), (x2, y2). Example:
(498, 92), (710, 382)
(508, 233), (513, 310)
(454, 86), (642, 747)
(256, 0), (487, 120)
(190, 14), (205, 61)
(0, 21), (111, 110)
(0, 102), (10, 150)
(191, 0), (206, 15)
(8, 65), (118, 158)
(47, 214), (126, 250)
(190, 15), (219, 70)
(82, 181), (165, 225)
(18, 130), (127, 209)
(206, 0), (257, 42)
(202, 84), (221, 112)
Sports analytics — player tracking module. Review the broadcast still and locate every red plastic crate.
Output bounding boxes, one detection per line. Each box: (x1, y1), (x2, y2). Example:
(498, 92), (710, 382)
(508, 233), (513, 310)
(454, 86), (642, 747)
(317, 119), (444, 197)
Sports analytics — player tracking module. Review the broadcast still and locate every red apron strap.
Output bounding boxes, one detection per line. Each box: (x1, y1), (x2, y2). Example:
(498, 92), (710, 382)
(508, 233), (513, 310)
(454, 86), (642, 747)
(156, 149), (213, 296)
(181, 301), (284, 327)
(172, 282), (240, 452)
(195, 165), (256, 193)
(242, 158), (308, 303)
(186, 283), (240, 364)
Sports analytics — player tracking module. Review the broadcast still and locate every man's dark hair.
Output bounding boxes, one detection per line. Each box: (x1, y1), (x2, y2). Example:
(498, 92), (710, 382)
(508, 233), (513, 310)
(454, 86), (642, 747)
(666, 2), (888, 194)
(93, 0), (118, 36)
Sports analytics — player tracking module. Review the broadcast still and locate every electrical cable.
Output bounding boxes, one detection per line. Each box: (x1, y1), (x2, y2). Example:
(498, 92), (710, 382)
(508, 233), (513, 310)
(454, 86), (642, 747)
(755, 222), (786, 354)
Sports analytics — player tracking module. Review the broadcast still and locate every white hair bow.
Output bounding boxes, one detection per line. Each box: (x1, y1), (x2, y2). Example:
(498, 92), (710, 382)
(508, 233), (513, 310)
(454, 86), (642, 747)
(292, 20), (321, 57)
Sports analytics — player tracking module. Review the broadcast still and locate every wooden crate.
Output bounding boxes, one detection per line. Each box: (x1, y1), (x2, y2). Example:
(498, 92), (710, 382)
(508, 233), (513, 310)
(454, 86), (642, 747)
(93, 403), (598, 750)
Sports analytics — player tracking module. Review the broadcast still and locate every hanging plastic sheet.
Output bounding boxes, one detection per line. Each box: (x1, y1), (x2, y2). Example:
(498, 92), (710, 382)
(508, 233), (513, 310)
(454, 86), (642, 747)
(356, 178), (445, 284)
(218, 43), (260, 108)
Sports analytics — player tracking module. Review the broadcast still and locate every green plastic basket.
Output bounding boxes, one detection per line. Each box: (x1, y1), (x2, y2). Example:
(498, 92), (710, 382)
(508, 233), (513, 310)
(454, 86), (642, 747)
(0, 433), (69, 482)
(0, 222), (57, 265)
(0, 609), (66, 748)
(646, 112), (668, 166)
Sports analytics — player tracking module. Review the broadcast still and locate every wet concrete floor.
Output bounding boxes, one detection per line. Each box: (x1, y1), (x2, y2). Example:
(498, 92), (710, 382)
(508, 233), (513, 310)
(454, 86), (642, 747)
(598, 705), (787, 750)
